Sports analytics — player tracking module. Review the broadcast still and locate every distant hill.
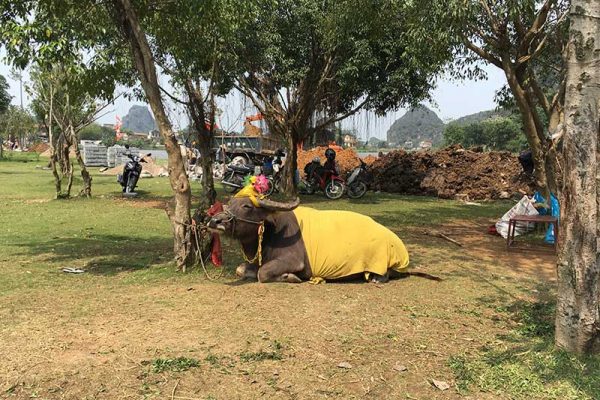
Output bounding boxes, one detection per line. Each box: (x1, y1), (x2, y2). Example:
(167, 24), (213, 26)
(450, 109), (510, 126)
(122, 105), (156, 133)
(385, 106), (513, 147)
(386, 105), (444, 146)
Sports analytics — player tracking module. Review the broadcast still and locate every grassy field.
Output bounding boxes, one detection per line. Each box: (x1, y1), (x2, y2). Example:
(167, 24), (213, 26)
(1, 152), (599, 400)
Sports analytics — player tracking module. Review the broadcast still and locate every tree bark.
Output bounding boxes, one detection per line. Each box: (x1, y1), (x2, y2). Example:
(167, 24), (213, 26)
(70, 126), (92, 197)
(283, 133), (299, 196)
(65, 160), (74, 198)
(555, 0), (600, 355)
(47, 91), (62, 199)
(502, 60), (551, 199)
(182, 78), (216, 208)
(113, 0), (195, 270)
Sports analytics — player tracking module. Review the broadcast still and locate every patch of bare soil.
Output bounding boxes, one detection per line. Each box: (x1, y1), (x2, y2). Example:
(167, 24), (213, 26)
(114, 197), (168, 209)
(0, 215), (556, 400)
(411, 218), (556, 282)
(0, 267), (527, 399)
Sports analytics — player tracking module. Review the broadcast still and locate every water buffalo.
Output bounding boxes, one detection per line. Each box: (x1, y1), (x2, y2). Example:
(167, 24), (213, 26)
(208, 196), (411, 283)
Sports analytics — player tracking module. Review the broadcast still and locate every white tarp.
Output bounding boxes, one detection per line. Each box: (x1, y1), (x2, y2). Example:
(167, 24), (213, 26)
(495, 195), (539, 239)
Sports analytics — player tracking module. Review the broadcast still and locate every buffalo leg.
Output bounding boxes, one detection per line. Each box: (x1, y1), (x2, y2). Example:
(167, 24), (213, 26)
(258, 260), (304, 283)
(236, 263), (258, 280)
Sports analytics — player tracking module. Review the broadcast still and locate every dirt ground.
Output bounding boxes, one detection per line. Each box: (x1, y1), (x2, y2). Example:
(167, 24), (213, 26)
(0, 217), (556, 400)
(2, 158), (565, 399)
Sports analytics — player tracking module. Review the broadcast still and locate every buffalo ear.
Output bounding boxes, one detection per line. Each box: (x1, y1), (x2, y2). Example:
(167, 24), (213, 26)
(257, 197), (300, 211)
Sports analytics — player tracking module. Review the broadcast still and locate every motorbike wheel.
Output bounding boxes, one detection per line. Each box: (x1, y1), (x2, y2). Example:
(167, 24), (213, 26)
(213, 163), (225, 180)
(263, 177), (275, 196)
(300, 179), (315, 195)
(126, 175), (136, 193)
(325, 180), (344, 200)
(347, 181), (367, 199)
(222, 180), (239, 193)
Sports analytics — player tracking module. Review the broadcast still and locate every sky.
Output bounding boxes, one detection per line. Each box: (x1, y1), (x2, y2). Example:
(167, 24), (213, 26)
(0, 57), (506, 141)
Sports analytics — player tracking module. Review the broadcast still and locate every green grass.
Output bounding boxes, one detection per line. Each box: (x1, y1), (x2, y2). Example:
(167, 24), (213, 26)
(150, 357), (200, 373)
(0, 155), (510, 296)
(239, 340), (284, 362)
(448, 293), (600, 400)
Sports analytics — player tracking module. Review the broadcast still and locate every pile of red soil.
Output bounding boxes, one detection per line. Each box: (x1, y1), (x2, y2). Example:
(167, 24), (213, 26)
(297, 146), (361, 177)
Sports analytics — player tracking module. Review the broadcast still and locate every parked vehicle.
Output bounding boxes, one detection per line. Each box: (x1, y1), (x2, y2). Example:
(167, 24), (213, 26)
(346, 160), (372, 199)
(221, 162), (274, 196)
(118, 149), (152, 196)
(300, 158), (345, 199)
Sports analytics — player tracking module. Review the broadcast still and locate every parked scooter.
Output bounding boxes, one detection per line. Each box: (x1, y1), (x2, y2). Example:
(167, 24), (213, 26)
(346, 160), (372, 199)
(300, 158), (345, 199)
(118, 146), (151, 196)
(221, 162), (275, 196)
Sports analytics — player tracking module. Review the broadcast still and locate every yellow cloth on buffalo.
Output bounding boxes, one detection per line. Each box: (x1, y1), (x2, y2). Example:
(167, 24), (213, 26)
(292, 207), (409, 283)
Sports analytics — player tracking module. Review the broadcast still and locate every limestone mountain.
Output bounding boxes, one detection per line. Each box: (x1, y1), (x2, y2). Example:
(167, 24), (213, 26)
(386, 105), (444, 147)
(121, 105), (157, 133)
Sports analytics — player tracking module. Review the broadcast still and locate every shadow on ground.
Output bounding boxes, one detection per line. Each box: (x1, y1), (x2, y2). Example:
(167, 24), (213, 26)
(13, 234), (173, 275)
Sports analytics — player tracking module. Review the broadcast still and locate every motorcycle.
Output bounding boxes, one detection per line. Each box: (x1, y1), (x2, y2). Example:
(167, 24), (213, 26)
(221, 162), (275, 196)
(346, 160), (372, 199)
(118, 151), (152, 196)
(301, 160), (345, 199)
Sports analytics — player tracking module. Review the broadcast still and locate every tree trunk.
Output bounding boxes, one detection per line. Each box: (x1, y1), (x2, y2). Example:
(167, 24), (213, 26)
(555, 0), (600, 355)
(70, 127), (92, 197)
(183, 79), (216, 208)
(503, 62), (551, 199)
(198, 134), (216, 207)
(283, 133), (299, 196)
(47, 94), (62, 199)
(113, 0), (195, 270)
(65, 160), (74, 198)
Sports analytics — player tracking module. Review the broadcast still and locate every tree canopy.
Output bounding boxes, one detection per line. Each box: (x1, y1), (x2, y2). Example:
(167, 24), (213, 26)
(444, 116), (527, 152)
(0, 74), (11, 113)
(234, 0), (453, 192)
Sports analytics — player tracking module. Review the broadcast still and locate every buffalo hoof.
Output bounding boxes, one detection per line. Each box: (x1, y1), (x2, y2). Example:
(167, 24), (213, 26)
(370, 272), (389, 284)
(236, 264), (258, 280)
(281, 273), (302, 283)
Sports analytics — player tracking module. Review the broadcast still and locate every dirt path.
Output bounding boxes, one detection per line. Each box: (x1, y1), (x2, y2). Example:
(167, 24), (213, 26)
(430, 219), (556, 282)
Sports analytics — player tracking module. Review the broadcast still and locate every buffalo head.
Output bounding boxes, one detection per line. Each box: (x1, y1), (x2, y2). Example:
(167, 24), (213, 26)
(208, 196), (300, 238)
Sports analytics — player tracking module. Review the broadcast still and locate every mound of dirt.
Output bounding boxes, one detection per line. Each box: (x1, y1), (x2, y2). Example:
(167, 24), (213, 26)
(102, 156), (168, 177)
(371, 145), (534, 200)
(297, 146), (361, 177)
(28, 143), (50, 153)
(40, 146), (77, 158)
(362, 155), (378, 166)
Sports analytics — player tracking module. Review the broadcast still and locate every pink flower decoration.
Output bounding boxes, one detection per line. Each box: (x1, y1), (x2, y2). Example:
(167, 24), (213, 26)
(253, 175), (270, 194)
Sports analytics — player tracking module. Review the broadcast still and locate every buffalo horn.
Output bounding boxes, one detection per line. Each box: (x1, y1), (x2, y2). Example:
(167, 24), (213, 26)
(257, 197), (300, 211)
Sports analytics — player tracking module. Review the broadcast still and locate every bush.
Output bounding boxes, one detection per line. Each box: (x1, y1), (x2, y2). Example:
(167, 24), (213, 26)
(444, 116), (527, 152)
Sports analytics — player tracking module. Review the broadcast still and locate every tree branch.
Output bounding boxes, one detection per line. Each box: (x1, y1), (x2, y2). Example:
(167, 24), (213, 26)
(313, 96), (370, 131)
(518, 0), (553, 58)
(159, 84), (189, 106)
(528, 68), (551, 117)
(463, 40), (503, 68)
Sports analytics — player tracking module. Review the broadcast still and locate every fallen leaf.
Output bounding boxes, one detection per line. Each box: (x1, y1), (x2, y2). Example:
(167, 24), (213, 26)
(431, 379), (450, 391)
(317, 374), (327, 381)
(393, 363), (408, 372)
(337, 362), (352, 369)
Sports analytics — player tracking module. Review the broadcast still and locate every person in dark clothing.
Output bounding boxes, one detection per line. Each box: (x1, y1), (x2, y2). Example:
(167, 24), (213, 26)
(518, 150), (534, 174)
(323, 148), (339, 175)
